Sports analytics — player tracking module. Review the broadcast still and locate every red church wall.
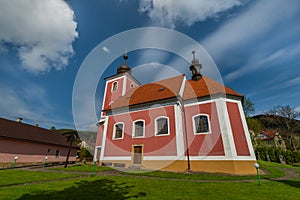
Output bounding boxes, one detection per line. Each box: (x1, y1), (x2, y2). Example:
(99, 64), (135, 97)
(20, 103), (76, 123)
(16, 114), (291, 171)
(104, 105), (177, 157)
(126, 77), (138, 91)
(184, 102), (225, 156)
(95, 125), (104, 147)
(226, 102), (250, 156)
(103, 78), (124, 110)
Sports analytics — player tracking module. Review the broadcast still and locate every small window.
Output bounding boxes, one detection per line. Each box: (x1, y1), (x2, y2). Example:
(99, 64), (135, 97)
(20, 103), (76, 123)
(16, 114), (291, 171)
(55, 150), (60, 158)
(47, 149), (51, 154)
(133, 120), (145, 138)
(155, 117), (169, 136)
(112, 81), (118, 92)
(193, 114), (210, 134)
(113, 123), (124, 139)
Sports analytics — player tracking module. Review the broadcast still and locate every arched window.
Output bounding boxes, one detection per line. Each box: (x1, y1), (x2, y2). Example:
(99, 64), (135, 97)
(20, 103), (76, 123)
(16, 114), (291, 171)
(155, 117), (169, 136)
(133, 120), (145, 138)
(112, 81), (118, 92)
(193, 114), (210, 134)
(113, 122), (124, 139)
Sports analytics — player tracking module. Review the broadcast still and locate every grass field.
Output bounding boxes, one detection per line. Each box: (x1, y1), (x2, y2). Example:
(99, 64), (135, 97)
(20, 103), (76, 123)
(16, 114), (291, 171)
(0, 161), (299, 200)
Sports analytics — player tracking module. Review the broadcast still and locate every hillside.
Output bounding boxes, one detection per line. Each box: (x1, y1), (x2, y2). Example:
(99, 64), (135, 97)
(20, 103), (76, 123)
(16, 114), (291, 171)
(252, 115), (300, 135)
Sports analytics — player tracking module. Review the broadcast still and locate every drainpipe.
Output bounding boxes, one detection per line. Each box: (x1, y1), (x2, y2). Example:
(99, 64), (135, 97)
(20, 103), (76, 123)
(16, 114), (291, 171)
(177, 96), (191, 171)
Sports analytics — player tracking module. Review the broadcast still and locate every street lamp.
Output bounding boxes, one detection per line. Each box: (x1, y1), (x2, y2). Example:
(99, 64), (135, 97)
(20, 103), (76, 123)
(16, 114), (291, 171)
(43, 156), (48, 168)
(254, 163), (261, 186)
(91, 158), (97, 177)
(12, 156), (18, 170)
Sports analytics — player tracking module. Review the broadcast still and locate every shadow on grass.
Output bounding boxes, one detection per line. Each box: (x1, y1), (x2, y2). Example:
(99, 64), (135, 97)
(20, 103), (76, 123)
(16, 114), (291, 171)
(18, 179), (146, 200)
(276, 180), (300, 189)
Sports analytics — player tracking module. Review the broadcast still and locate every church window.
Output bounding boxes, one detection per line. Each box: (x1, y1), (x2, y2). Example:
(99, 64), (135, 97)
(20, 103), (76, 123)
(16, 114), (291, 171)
(155, 117), (169, 136)
(133, 120), (145, 138)
(113, 123), (124, 139)
(193, 114), (210, 134)
(112, 81), (118, 92)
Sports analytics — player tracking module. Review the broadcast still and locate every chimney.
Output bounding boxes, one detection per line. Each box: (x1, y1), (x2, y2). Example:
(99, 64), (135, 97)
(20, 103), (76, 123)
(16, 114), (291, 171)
(35, 124), (39, 127)
(17, 118), (23, 123)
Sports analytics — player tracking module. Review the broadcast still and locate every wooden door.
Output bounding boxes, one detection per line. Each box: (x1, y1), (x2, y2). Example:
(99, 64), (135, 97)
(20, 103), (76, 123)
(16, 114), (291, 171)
(133, 146), (142, 164)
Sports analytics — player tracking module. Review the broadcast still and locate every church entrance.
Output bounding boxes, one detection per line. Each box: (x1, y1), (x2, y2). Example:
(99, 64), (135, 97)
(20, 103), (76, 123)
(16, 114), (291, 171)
(133, 145), (143, 165)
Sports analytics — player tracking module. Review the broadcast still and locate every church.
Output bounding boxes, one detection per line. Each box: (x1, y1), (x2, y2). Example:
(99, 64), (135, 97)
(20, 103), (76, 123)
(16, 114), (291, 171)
(94, 52), (257, 175)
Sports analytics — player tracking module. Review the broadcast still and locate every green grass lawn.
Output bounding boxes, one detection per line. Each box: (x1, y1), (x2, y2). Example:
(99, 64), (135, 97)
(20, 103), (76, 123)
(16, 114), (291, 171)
(0, 170), (82, 187)
(49, 164), (114, 172)
(0, 175), (299, 200)
(0, 161), (299, 200)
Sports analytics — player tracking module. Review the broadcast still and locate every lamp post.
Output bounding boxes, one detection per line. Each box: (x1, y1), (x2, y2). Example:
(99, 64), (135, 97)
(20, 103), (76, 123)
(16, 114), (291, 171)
(12, 156), (18, 170)
(43, 156), (48, 168)
(177, 96), (191, 171)
(254, 163), (261, 186)
(91, 159), (97, 177)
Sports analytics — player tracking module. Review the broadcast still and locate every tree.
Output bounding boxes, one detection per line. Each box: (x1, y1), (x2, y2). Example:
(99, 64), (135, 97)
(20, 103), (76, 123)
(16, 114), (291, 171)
(265, 105), (300, 131)
(50, 126), (56, 131)
(265, 105), (300, 150)
(246, 118), (264, 133)
(243, 97), (255, 117)
(63, 131), (80, 168)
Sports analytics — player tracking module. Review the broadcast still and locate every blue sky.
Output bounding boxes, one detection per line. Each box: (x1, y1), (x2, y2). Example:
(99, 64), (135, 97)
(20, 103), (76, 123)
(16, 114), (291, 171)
(0, 0), (300, 131)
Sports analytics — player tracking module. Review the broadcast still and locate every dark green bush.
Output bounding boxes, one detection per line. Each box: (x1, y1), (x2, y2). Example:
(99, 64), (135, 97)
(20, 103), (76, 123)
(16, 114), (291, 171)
(255, 146), (300, 164)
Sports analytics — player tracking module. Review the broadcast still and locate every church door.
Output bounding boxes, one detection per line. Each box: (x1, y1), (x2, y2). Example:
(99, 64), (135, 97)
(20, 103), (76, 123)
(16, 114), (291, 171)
(133, 145), (143, 164)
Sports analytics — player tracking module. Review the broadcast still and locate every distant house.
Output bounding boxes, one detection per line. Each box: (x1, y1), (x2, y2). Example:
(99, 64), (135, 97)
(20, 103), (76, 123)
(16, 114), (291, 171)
(0, 118), (78, 164)
(256, 130), (286, 150)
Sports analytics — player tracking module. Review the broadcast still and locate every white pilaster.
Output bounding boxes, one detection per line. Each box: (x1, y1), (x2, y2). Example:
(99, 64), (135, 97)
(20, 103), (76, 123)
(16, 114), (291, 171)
(100, 116), (109, 161)
(174, 104), (185, 157)
(215, 98), (237, 158)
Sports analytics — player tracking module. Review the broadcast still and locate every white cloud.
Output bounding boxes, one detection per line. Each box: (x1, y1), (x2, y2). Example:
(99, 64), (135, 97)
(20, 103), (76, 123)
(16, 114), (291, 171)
(0, 83), (52, 120)
(138, 0), (243, 28)
(284, 76), (300, 88)
(0, 0), (78, 73)
(224, 41), (300, 82)
(202, 0), (300, 62)
(102, 46), (110, 53)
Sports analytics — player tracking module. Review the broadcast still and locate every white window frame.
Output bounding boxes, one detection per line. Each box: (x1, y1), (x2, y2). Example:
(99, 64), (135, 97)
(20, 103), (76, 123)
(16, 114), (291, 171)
(155, 116), (170, 136)
(111, 81), (118, 92)
(113, 122), (124, 140)
(192, 114), (211, 135)
(132, 119), (145, 138)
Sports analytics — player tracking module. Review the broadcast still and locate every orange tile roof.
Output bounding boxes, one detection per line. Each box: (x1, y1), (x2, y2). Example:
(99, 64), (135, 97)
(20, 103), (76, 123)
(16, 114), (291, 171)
(105, 75), (184, 110)
(183, 76), (243, 100)
(104, 75), (243, 110)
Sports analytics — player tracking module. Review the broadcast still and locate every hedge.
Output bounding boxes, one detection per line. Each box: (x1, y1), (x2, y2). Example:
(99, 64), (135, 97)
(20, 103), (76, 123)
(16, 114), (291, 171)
(255, 146), (300, 164)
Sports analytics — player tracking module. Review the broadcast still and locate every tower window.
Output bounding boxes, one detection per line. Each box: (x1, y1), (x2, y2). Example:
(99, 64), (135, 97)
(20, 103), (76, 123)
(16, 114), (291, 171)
(112, 81), (118, 92)
(193, 114), (210, 134)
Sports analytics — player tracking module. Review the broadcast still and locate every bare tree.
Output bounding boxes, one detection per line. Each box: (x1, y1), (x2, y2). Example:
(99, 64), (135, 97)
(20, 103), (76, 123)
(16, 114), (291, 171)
(265, 105), (300, 150)
(243, 97), (255, 117)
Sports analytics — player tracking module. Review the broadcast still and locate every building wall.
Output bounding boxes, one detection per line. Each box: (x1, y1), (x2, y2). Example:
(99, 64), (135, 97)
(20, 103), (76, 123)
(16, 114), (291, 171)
(125, 76), (138, 92)
(226, 102), (251, 156)
(103, 105), (177, 158)
(0, 138), (77, 163)
(103, 77), (124, 109)
(184, 101), (225, 156)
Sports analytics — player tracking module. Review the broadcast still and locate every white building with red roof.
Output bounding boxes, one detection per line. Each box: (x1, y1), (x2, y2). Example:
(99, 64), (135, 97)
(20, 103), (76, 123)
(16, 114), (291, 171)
(94, 52), (256, 175)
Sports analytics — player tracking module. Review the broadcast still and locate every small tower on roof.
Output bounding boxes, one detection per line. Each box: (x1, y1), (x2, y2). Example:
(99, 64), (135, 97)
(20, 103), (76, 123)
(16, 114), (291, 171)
(190, 51), (202, 81)
(117, 49), (131, 74)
